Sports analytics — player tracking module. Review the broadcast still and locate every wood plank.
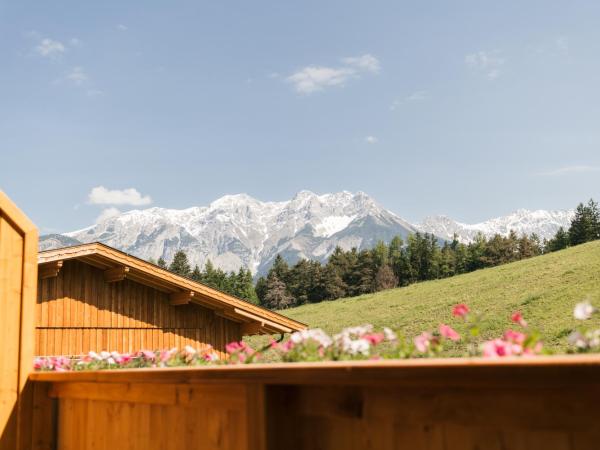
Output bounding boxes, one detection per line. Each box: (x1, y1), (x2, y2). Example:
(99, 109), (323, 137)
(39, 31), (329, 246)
(103, 266), (129, 283)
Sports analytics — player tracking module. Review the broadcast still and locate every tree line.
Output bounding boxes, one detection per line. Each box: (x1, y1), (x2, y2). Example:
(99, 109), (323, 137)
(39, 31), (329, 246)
(150, 253), (259, 305)
(255, 198), (600, 309)
(152, 198), (599, 310)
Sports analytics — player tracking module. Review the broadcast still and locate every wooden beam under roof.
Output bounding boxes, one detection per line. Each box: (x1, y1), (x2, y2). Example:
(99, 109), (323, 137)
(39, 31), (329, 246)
(170, 290), (194, 306)
(104, 266), (129, 283)
(39, 261), (63, 279)
(233, 308), (292, 333)
(241, 322), (265, 336)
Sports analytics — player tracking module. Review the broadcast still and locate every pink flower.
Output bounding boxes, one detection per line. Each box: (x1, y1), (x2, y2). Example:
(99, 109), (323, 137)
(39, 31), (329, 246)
(439, 324), (460, 341)
(452, 304), (470, 318)
(482, 339), (513, 358)
(363, 333), (385, 345)
(33, 357), (46, 370)
(511, 311), (527, 327)
(225, 341), (248, 354)
(141, 350), (156, 361)
(503, 329), (526, 345)
(414, 332), (432, 353)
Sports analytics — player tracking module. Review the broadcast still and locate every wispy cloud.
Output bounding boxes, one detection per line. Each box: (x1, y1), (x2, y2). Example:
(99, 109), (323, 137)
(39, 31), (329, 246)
(341, 54), (381, 73)
(465, 50), (505, 80)
(36, 38), (66, 58)
(365, 136), (378, 144)
(66, 66), (88, 85)
(86, 89), (104, 97)
(117, 24), (128, 31)
(95, 207), (121, 224)
(556, 36), (569, 54)
(286, 53), (380, 94)
(88, 186), (152, 206)
(390, 90), (429, 110)
(538, 165), (600, 176)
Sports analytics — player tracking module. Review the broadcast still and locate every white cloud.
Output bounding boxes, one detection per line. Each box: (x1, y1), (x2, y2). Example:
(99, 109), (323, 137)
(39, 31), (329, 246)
(465, 50), (505, 80)
(117, 24), (128, 31)
(365, 136), (378, 144)
(69, 37), (82, 47)
(538, 165), (600, 176)
(406, 90), (428, 102)
(95, 207), (121, 224)
(88, 186), (152, 206)
(286, 54), (380, 94)
(287, 66), (355, 94)
(341, 54), (381, 73)
(66, 66), (88, 85)
(36, 38), (65, 57)
(390, 90), (429, 110)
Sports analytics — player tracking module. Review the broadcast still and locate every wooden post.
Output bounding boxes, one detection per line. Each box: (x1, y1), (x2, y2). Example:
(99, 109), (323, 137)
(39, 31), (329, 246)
(0, 191), (38, 450)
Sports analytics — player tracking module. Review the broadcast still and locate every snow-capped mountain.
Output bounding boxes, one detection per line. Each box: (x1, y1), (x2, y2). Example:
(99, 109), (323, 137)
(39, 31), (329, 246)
(39, 191), (575, 274)
(53, 191), (417, 275)
(418, 209), (574, 243)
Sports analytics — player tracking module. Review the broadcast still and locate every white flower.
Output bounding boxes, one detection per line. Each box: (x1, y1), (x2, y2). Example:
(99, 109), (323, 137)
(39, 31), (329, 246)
(184, 345), (197, 355)
(383, 327), (397, 341)
(106, 357), (116, 365)
(88, 351), (101, 361)
(347, 338), (371, 356)
(574, 301), (596, 320)
(588, 329), (600, 348)
(99, 351), (111, 360)
(290, 329), (333, 348)
(568, 331), (589, 349)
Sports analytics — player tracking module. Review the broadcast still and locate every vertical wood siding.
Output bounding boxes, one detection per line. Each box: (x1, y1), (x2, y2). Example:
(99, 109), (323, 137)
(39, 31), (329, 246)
(35, 260), (241, 357)
(0, 192), (38, 450)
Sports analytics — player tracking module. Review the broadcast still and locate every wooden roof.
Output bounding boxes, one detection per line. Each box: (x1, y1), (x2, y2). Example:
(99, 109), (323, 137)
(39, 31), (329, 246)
(38, 243), (307, 335)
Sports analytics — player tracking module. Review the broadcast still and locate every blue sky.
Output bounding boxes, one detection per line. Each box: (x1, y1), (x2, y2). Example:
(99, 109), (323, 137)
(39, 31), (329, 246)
(1, 1), (599, 233)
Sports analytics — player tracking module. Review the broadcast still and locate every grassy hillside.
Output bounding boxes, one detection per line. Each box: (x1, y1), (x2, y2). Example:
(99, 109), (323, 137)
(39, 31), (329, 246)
(270, 241), (600, 352)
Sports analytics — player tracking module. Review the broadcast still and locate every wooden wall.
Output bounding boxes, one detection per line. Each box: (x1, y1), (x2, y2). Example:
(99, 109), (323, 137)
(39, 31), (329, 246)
(36, 260), (241, 357)
(26, 357), (600, 450)
(0, 192), (38, 450)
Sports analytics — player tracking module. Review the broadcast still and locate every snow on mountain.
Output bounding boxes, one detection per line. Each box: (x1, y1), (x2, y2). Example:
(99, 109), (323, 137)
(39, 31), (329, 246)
(53, 191), (417, 275)
(40, 191), (576, 275)
(418, 209), (574, 243)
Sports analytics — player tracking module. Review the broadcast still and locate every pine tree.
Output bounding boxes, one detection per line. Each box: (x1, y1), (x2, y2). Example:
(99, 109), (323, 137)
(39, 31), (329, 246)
(374, 264), (397, 291)
(569, 201), (598, 246)
(234, 267), (259, 304)
(157, 257), (167, 269)
(255, 276), (268, 303)
(169, 251), (191, 277)
(262, 273), (294, 309)
(320, 264), (347, 300)
(372, 240), (389, 268)
(546, 227), (569, 252)
(191, 265), (202, 282)
(271, 254), (290, 284)
(354, 250), (376, 294)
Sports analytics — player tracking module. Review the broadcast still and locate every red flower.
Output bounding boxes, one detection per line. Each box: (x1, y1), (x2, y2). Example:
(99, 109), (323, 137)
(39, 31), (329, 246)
(452, 304), (470, 318)
(511, 311), (527, 327)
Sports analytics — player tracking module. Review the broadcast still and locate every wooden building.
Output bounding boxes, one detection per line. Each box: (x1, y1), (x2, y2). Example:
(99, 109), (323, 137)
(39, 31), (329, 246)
(36, 243), (306, 356)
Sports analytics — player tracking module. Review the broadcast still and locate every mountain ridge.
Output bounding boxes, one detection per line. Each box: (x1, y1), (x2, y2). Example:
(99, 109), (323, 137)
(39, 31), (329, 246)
(40, 191), (574, 275)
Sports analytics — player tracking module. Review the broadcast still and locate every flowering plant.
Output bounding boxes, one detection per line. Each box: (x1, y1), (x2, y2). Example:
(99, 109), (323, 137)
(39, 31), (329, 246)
(33, 303), (556, 372)
(568, 299), (600, 352)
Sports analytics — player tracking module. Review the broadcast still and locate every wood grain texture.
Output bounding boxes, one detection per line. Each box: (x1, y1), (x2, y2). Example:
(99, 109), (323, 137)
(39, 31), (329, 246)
(24, 356), (600, 449)
(50, 383), (257, 450)
(0, 191), (38, 450)
(36, 260), (241, 356)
